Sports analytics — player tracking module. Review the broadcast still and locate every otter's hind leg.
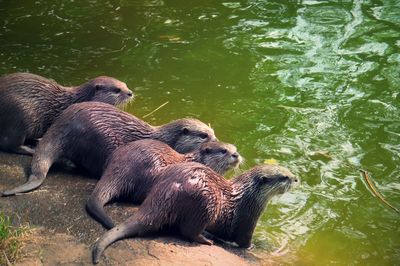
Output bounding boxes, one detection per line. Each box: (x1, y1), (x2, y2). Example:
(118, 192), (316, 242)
(86, 180), (119, 229)
(87, 164), (142, 229)
(180, 218), (213, 245)
(14, 145), (35, 155)
(0, 110), (35, 155)
(0, 127), (33, 155)
(92, 214), (159, 264)
(92, 182), (181, 264)
(1, 133), (62, 196)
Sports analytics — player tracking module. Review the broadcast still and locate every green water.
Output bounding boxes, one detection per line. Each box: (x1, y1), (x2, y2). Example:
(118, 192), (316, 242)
(1, 0), (399, 265)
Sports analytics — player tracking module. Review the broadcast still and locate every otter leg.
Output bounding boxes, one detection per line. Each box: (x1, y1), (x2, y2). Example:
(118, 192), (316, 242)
(0, 112), (34, 155)
(14, 145), (35, 155)
(179, 219), (213, 245)
(0, 128), (32, 155)
(26, 137), (42, 146)
(86, 181), (119, 229)
(235, 234), (252, 249)
(55, 157), (77, 170)
(1, 137), (61, 196)
(92, 214), (158, 264)
(87, 166), (139, 229)
(190, 234), (214, 245)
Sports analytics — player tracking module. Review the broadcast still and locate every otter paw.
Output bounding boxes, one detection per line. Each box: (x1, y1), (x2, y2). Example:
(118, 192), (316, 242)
(193, 234), (214, 245)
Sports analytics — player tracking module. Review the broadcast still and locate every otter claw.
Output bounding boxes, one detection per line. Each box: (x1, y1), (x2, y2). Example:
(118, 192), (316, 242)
(246, 243), (255, 250)
(193, 235), (214, 245)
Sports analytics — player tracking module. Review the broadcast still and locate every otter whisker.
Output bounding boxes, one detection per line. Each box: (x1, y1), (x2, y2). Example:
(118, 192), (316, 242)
(240, 158), (249, 169)
(232, 167), (242, 176)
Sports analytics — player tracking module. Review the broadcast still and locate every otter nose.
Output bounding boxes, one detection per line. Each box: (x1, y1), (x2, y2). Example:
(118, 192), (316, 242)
(232, 152), (239, 159)
(293, 176), (299, 183)
(127, 91), (133, 97)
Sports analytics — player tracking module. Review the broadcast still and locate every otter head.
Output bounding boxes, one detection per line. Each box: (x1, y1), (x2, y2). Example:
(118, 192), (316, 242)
(248, 164), (298, 197)
(83, 76), (133, 106)
(195, 141), (242, 175)
(158, 118), (216, 154)
(228, 164), (298, 247)
(232, 164), (298, 213)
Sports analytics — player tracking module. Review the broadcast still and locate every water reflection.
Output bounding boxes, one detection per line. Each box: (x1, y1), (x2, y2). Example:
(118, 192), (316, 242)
(243, 1), (399, 264)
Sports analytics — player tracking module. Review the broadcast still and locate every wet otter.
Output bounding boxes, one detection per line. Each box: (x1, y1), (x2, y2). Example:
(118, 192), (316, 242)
(86, 139), (243, 229)
(92, 163), (298, 264)
(0, 72), (133, 155)
(1, 102), (217, 196)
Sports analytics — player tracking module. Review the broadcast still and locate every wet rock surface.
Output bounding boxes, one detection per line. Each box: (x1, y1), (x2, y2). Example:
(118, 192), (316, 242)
(0, 152), (261, 266)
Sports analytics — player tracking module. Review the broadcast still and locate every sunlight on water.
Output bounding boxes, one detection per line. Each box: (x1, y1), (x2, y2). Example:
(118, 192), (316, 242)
(0, 0), (399, 265)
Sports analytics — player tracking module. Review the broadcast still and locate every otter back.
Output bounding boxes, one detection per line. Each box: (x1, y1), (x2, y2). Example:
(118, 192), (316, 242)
(1, 102), (216, 196)
(0, 72), (133, 155)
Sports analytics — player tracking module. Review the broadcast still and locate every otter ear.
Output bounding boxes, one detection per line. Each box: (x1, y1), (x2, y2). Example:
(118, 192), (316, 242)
(95, 84), (102, 91)
(182, 127), (189, 135)
(85, 85), (97, 99)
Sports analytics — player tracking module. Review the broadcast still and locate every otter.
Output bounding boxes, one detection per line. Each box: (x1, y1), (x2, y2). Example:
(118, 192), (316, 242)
(86, 139), (243, 229)
(92, 163), (298, 264)
(0, 72), (133, 155)
(1, 102), (217, 196)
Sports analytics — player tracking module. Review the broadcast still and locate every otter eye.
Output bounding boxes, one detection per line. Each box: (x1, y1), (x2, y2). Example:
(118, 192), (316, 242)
(95, 85), (102, 91)
(113, 88), (121, 93)
(182, 128), (190, 135)
(220, 149), (227, 154)
(261, 176), (271, 183)
(199, 133), (208, 139)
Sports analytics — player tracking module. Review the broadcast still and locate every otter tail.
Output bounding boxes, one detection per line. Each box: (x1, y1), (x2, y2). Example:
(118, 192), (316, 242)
(92, 215), (155, 264)
(1, 175), (45, 196)
(86, 189), (115, 229)
(86, 167), (136, 229)
(1, 132), (61, 196)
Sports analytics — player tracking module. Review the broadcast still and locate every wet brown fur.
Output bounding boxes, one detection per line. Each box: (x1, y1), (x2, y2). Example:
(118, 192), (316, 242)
(1, 102), (217, 196)
(86, 139), (242, 229)
(92, 163), (298, 264)
(0, 73), (133, 155)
